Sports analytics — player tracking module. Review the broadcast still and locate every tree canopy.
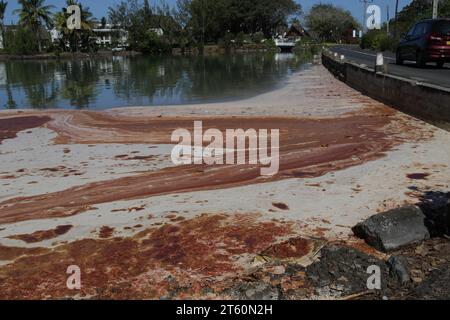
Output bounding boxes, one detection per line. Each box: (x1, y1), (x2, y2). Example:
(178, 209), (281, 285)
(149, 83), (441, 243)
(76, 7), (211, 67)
(109, 0), (301, 48)
(0, 1), (7, 25)
(305, 4), (359, 42)
(395, 0), (450, 35)
(14, 0), (54, 32)
(183, 0), (302, 42)
(54, 0), (96, 52)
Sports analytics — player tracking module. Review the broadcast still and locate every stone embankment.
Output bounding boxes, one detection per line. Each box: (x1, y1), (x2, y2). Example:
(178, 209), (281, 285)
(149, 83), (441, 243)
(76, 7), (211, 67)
(322, 50), (450, 127)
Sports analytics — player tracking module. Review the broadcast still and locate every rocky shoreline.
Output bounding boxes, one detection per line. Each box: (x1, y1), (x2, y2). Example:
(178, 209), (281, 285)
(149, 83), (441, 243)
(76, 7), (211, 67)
(199, 193), (450, 300)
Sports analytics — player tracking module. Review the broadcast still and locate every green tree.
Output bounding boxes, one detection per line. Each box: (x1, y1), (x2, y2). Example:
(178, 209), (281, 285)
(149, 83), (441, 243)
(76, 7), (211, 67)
(180, 0), (301, 44)
(109, 0), (180, 52)
(108, 0), (300, 53)
(394, 0), (450, 36)
(4, 25), (39, 54)
(306, 4), (359, 43)
(0, 0), (7, 49)
(100, 16), (107, 28)
(153, 2), (181, 46)
(175, 0), (191, 29)
(54, 0), (96, 52)
(143, 0), (152, 20)
(361, 0), (450, 52)
(108, 0), (149, 50)
(14, 0), (54, 51)
(0, 1), (6, 30)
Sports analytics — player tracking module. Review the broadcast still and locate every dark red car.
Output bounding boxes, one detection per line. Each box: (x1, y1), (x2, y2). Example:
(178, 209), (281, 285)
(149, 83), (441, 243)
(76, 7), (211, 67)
(396, 19), (450, 68)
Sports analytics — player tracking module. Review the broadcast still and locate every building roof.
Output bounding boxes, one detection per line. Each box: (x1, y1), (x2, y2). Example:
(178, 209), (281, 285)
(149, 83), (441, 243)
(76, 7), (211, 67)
(286, 24), (310, 38)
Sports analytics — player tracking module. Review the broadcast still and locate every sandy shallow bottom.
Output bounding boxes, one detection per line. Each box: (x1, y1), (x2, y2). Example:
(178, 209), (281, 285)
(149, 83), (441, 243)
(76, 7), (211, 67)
(0, 64), (449, 299)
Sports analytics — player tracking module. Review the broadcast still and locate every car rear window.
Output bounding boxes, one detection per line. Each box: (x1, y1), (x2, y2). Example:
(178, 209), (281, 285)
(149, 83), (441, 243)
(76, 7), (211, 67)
(433, 20), (450, 35)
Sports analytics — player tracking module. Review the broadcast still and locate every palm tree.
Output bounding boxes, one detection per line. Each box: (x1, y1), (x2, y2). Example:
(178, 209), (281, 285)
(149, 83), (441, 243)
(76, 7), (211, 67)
(0, 1), (6, 27)
(14, 0), (54, 52)
(54, 0), (96, 52)
(0, 1), (7, 49)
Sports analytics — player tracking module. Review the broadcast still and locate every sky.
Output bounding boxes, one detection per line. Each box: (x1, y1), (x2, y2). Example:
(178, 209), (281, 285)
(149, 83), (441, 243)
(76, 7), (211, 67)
(3, 0), (413, 25)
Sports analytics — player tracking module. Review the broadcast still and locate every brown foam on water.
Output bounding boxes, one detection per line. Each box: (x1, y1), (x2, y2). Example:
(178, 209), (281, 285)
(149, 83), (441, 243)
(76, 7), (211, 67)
(0, 116), (51, 144)
(0, 108), (422, 225)
(407, 173), (430, 180)
(0, 213), (294, 299)
(7, 225), (73, 244)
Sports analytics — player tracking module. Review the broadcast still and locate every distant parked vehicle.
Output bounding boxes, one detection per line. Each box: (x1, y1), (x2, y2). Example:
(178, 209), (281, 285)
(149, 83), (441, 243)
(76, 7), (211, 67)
(112, 47), (125, 52)
(396, 19), (450, 68)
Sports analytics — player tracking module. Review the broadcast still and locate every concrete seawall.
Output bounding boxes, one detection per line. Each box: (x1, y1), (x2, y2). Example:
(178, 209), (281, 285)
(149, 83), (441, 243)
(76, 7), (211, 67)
(322, 51), (450, 125)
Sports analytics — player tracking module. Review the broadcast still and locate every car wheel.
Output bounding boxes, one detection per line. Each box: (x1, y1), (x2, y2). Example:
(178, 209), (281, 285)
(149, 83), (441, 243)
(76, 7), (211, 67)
(437, 61), (445, 68)
(416, 50), (427, 68)
(396, 50), (404, 65)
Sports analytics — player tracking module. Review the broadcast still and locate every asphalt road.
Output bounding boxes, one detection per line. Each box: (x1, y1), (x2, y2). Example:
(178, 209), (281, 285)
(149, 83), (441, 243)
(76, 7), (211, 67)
(331, 45), (450, 88)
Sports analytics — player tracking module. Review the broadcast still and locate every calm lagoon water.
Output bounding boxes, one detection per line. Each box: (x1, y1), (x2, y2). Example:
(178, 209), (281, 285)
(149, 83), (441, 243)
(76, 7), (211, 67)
(0, 53), (308, 110)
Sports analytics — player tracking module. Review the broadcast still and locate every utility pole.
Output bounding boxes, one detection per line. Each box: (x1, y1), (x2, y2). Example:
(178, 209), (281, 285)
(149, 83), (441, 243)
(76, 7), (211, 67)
(360, 0), (374, 33)
(433, 0), (439, 19)
(387, 5), (390, 35)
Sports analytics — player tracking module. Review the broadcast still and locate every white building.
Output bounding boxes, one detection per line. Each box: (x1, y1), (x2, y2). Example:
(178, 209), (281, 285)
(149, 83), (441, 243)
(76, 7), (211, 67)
(0, 32), (4, 50)
(0, 63), (6, 86)
(149, 28), (164, 37)
(50, 28), (61, 44)
(50, 24), (129, 48)
(48, 22), (169, 50)
(92, 24), (128, 48)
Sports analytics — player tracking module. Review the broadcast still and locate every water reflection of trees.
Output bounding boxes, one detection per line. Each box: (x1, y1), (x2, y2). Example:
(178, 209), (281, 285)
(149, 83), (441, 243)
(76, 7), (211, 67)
(112, 53), (304, 104)
(1, 59), (100, 109)
(0, 53), (306, 109)
(60, 60), (99, 109)
(2, 61), (60, 108)
(111, 56), (189, 105)
(186, 53), (301, 101)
